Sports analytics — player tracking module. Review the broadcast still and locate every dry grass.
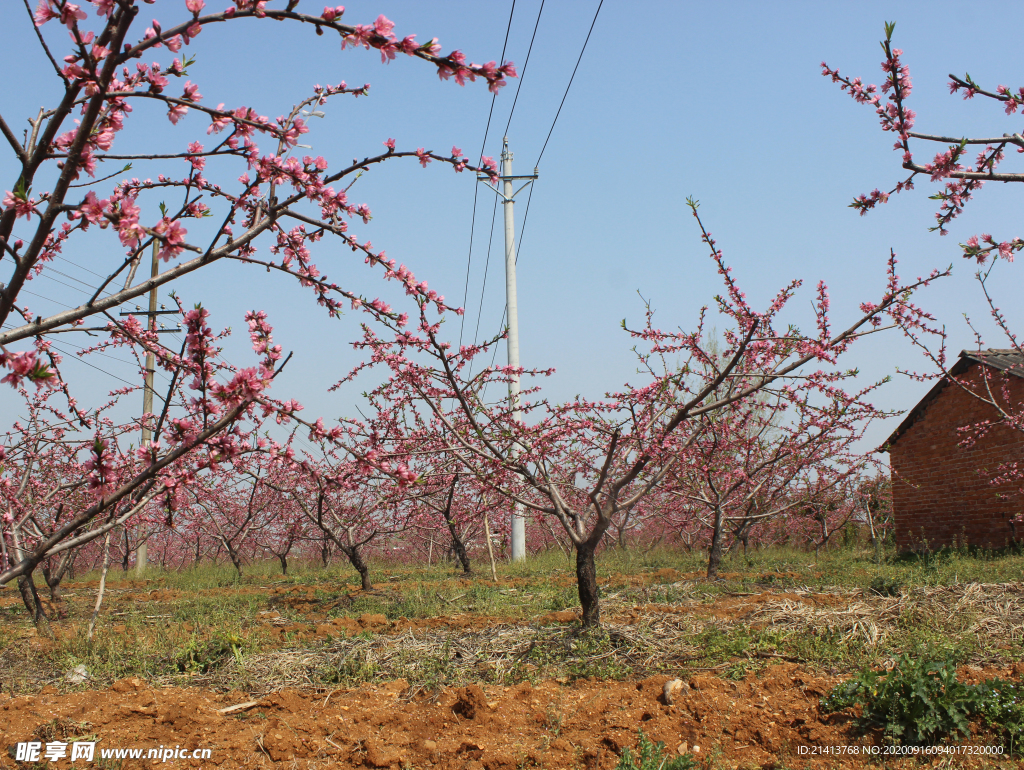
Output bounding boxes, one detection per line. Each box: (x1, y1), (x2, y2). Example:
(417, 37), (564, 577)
(749, 582), (1024, 657)
(189, 616), (709, 696)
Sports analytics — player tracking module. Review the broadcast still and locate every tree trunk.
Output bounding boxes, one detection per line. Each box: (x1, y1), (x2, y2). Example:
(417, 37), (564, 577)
(41, 558), (69, 619)
(707, 507), (726, 580)
(482, 513), (498, 581)
(18, 573), (51, 635)
(17, 574), (37, 619)
(441, 477), (471, 574)
(226, 546), (243, 580)
(278, 554), (288, 575)
(121, 527), (131, 572)
(88, 530), (113, 641)
(321, 539), (332, 568)
(342, 544), (372, 590)
(447, 523), (472, 575)
(575, 544), (601, 627)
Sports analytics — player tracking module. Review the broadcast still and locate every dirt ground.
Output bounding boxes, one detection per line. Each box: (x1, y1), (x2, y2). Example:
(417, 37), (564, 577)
(1, 663), (1019, 770)
(2, 567), (1022, 768)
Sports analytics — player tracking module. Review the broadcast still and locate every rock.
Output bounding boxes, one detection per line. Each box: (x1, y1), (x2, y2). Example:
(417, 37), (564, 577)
(422, 740), (437, 752)
(65, 665), (88, 684)
(662, 678), (689, 705)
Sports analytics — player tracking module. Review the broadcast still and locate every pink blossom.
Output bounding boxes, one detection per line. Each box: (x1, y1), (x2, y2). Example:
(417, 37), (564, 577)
(153, 217), (188, 261)
(167, 102), (189, 124)
(0, 351), (53, 390)
(76, 191), (110, 226)
(186, 0), (205, 12)
(384, 137), (395, 151)
(3, 190), (36, 220)
(59, 2), (86, 28)
(214, 367), (266, 404)
(207, 103), (231, 134)
(182, 80), (202, 102)
(373, 14), (395, 38)
(321, 6), (344, 21)
(33, 0), (59, 27)
(187, 141), (205, 171)
(92, 0), (115, 17)
(415, 148), (431, 167)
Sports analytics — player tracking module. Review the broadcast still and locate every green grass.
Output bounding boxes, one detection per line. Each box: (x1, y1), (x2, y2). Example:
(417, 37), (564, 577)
(2, 539), (1023, 695)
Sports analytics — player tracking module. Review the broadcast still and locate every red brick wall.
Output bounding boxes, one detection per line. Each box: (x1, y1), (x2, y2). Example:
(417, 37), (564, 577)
(889, 364), (1024, 551)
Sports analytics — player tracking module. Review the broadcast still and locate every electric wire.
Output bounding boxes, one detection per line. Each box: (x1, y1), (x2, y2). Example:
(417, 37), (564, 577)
(478, 0), (603, 394)
(467, 0), (545, 364)
(503, 0), (545, 139)
(535, 0), (604, 167)
(457, 0), (516, 351)
(471, 196), (502, 348)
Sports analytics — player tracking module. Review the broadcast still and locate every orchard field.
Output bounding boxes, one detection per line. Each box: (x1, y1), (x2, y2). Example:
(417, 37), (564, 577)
(4, 1), (1024, 769)
(2, 541), (1024, 769)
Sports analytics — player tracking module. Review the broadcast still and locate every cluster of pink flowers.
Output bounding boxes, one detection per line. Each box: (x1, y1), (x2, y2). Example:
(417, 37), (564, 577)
(1, 190), (36, 221)
(83, 436), (115, 497)
(0, 350), (54, 390)
(961, 234), (1023, 264)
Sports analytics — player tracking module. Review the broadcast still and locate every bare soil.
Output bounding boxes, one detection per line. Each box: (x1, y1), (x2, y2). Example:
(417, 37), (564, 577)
(2, 569), (1022, 768)
(3, 663), (1016, 770)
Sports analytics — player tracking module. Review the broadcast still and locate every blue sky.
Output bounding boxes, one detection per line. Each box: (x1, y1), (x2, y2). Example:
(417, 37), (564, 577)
(2, 0), (1022, 457)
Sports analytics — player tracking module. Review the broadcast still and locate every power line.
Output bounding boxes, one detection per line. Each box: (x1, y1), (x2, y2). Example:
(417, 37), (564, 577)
(55, 255), (107, 280)
(471, 194), (502, 347)
(45, 338), (145, 391)
(535, 0), (603, 167)
(464, 0), (544, 370)
(503, 0), (545, 138)
(458, 0), (516, 351)
(480, 0), (603, 374)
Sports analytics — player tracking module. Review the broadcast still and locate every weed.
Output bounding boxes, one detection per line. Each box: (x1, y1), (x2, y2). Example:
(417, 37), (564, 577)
(973, 678), (1024, 754)
(868, 575), (901, 597)
(173, 634), (242, 674)
(616, 729), (697, 770)
(821, 654), (1023, 749)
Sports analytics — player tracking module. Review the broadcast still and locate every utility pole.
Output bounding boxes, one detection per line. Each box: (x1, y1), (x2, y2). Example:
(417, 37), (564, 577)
(479, 138), (537, 561)
(120, 242), (178, 576)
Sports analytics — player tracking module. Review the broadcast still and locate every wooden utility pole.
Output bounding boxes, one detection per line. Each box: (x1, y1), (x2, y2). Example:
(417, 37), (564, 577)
(120, 242), (178, 575)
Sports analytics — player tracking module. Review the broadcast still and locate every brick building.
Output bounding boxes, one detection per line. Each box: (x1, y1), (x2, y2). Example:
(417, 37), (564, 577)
(884, 349), (1024, 551)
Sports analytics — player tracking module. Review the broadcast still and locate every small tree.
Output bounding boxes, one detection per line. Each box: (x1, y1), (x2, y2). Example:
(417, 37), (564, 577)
(342, 202), (944, 626)
(0, 1), (515, 597)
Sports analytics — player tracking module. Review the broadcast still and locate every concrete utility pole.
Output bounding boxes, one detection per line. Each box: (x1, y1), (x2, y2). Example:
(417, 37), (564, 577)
(480, 138), (537, 561)
(120, 242), (178, 575)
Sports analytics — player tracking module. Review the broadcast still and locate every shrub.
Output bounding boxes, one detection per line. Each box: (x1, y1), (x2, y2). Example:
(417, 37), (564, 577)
(822, 654), (1024, 751)
(820, 654), (977, 745)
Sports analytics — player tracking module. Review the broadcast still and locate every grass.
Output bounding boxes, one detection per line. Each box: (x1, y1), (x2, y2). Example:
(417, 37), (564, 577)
(1, 538), (1022, 695)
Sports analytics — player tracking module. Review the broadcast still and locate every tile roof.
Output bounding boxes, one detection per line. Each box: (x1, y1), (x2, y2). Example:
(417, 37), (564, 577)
(882, 349), (1024, 451)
